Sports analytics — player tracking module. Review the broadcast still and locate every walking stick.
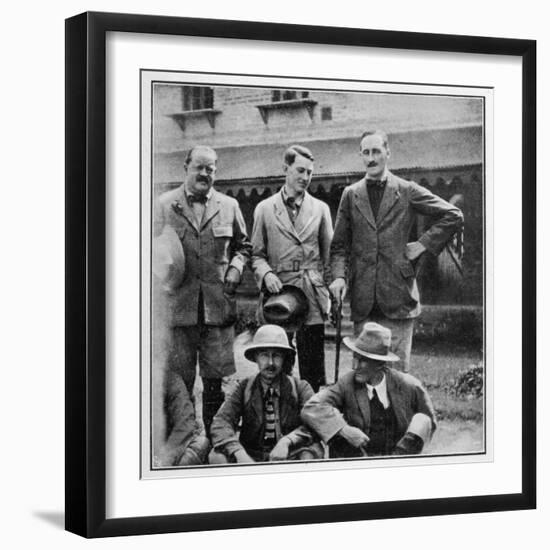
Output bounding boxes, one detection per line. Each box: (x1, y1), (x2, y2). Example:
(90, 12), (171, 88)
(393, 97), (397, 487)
(332, 296), (343, 384)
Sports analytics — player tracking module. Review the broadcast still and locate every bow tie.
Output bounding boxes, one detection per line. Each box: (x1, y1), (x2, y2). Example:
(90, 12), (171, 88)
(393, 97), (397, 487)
(187, 194), (208, 205)
(366, 178), (386, 188)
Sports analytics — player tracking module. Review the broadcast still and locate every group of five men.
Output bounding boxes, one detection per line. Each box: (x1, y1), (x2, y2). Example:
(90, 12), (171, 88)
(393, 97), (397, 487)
(152, 130), (463, 466)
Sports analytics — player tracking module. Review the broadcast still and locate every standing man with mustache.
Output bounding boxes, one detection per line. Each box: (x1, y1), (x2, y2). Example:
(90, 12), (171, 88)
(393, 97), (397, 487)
(329, 130), (463, 371)
(154, 145), (251, 442)
(251, 145), (333, 392)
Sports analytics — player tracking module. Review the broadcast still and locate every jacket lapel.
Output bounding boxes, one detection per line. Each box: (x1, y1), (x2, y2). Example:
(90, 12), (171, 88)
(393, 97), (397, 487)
(376, 173), (400, 224)
(273, 191), (301, 244)
(353, 178), (377, 230)
(249, 376), (264, 423)
(385, 369), (408, 434)
(294, 192), (315, 239)
(278, 376), (293, 428)
(171, 186), (200, 234)
(200, 190), (221, 230)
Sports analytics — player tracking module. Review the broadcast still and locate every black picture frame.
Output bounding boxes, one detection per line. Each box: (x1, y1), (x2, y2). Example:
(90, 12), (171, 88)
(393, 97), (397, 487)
(65, 11), (536, 538)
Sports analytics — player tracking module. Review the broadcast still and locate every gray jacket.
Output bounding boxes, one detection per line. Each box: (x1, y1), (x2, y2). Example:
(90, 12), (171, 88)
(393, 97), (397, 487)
(330, 172), (463, 321)
(154, 186), (251, 326)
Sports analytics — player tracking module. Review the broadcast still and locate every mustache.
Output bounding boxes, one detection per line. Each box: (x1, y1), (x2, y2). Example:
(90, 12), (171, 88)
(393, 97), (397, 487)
(367, 161), (377, 167)
(196, 176), (211, 183)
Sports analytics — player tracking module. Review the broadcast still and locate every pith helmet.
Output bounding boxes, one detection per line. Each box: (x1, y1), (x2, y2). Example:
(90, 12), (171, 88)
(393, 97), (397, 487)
(244, 324), (296, 362)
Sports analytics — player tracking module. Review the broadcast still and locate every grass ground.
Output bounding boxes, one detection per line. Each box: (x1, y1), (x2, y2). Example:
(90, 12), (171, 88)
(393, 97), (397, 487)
(202, 331), (486, 456)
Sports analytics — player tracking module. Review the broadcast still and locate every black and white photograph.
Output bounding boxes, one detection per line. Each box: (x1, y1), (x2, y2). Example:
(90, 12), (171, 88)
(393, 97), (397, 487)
(143, 73), (488, 475)
(60, 10), (535, 538)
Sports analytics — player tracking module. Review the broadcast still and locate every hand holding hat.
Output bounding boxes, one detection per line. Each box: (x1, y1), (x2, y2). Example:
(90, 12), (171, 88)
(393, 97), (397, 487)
(264, 272), (283, 294)
(152, 225), (186, 291)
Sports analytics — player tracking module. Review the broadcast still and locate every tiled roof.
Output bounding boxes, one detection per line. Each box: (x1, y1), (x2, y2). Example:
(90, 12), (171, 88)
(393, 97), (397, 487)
(154, 125), (482, 184)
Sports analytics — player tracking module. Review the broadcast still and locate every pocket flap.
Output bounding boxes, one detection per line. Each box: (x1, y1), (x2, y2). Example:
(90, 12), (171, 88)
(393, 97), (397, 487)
(212, 225), (233, 238)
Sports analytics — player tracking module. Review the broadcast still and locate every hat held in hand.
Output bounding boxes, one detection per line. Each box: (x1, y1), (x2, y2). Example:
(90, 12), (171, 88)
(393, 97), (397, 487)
(262, 284), (309, 332)
(152, 225), (185, 291)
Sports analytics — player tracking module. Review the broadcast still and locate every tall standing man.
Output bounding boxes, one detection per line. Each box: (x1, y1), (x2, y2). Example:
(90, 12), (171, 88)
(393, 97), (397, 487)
(154, 145), (251, 434)
(251, 145), (333, 392)
(329, 130), (463, 371)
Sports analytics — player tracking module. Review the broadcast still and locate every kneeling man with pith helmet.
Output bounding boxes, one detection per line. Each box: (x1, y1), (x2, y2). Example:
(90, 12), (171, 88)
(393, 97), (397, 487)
(301, 322), (436, 458)
(209, 324), (323, 464)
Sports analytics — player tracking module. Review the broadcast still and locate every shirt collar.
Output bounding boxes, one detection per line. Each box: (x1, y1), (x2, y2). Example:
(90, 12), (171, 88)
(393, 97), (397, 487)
(366, 168), (390, 184)
(281, 185), (304, 207)
(184, 185), (213, 202)
(366, 373), (390, 409)
(260, 377), (281, 397)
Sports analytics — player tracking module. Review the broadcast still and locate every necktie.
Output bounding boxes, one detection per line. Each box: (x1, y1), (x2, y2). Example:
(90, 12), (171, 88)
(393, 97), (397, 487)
(285, 196), (299, 224)
(366, 179), (386, 218)
(366, 178), (386, 188)
(263, 387), (276, 447)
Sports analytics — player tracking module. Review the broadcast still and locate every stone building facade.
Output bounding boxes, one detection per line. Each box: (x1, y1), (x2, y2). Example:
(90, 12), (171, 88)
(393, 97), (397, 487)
(152, 83), (484, 305)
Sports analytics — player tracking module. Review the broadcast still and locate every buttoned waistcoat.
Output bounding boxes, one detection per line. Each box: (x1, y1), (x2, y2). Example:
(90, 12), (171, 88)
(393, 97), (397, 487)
(330, 172), (463, 321)
(251, 190), (333, 325)
(154, 186), (251, 327)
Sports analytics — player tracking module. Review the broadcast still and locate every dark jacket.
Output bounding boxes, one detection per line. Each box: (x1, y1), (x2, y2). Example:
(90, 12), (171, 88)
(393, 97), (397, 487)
(211, 374), (321, 459)
(301, 369), (437, 444)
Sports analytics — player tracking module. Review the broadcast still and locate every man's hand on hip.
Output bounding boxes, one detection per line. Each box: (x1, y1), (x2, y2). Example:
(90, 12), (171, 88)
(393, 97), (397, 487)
(406, 241), (427, 262)
(338, 425), (370, 450)
(264, 272), (283, 294)
(329, 278), (347, 306)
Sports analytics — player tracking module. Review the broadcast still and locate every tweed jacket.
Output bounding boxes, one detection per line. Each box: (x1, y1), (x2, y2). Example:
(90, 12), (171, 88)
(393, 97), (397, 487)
(251, 190), (333, 325)
(154, 186), (251, 327)
(210, 374), (319, 458)
(301, 369), (437, 443)
(330, 172), (463, 321)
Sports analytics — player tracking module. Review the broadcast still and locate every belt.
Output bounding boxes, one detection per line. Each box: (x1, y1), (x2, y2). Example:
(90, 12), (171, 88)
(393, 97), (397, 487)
(276, 260), (322, 273)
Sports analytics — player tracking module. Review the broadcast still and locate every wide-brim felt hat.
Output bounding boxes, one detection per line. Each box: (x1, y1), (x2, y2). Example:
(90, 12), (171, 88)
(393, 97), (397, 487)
(343, 321), (400, 362)
(152, 225), (185, 290)
(262, 284), (309, 332)
(244, 324), (296, 362)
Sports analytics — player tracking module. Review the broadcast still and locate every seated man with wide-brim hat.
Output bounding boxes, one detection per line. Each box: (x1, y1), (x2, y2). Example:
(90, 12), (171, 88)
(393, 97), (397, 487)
(209, 324), (324, 464)
(301, 322), (436, 458)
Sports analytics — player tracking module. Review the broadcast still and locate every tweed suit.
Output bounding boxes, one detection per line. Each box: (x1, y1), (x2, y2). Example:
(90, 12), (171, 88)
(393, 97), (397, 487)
(301, 369), (436, 457)
(210, 373), (323, 462)
(330, 172), (463, 369)
(154, 185), (251, 432)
